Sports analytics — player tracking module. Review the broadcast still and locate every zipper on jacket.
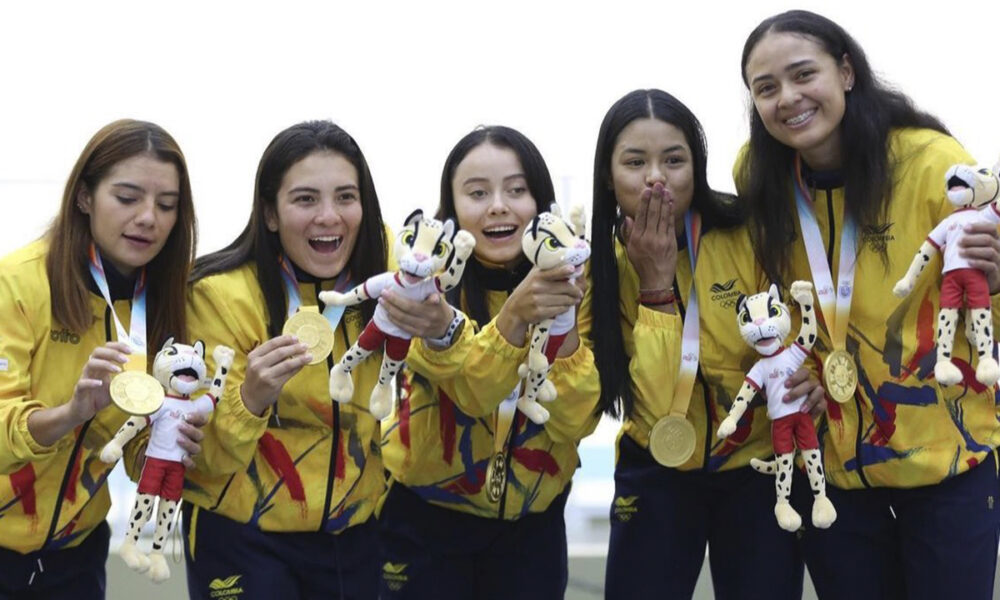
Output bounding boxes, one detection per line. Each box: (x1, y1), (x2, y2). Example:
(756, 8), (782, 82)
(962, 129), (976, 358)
(43, 304), (113, 548)
(319, 287), (345, 532)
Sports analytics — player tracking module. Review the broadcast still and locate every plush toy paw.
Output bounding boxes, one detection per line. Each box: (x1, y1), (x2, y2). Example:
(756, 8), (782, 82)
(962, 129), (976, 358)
(774, 502), (802, 532)
(812, 495), (837, 529)
(527, 349), (549, 373)
(318, 290), (350, 306)
(369, 383), (393, 420)
(329, 364), (354, 403)
(146, 552), (171, 583)
(934, 359), (963, 386)
(212, 345), (235, 369)
(119, 539), (150, 573)
(517, 396), (550, 424)
(452, 230), (476, 258)
(537, 379), (557, 403)
(100, 441), (123, 464)
(892, 278), (913, 298)
(717, 416), (738, 439)
(789, 280), (813, 305)
(976, 357), (1000, 386)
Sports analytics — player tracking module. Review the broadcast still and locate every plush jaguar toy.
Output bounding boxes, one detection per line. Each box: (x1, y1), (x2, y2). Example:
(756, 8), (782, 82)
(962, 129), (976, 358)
(100, 338), (234, 582)
(319, 209), (475, 420)
(893, 160), (1000, 387)
(717, 281), (836, 532)
(514, 203), (590, 424)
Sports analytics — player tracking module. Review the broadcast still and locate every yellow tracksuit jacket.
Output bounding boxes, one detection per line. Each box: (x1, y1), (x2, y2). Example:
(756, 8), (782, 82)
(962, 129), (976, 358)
(0, 240), (144, 553)
(382, 282), (601, 519)
(603, 226), (778, 471)
(184, 263), (384, 535)
(736, 127), (1000, 489)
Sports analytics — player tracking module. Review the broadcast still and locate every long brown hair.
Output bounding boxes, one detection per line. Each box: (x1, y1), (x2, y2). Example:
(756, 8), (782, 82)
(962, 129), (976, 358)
(45, 119), (197, 350)
(192, 120), (387, 337)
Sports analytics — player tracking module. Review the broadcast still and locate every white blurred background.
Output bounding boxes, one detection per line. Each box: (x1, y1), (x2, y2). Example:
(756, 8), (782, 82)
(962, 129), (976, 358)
(2, 0), (999, 579)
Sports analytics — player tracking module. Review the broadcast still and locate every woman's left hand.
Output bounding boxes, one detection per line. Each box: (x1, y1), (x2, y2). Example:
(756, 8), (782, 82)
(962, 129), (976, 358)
(959, 222), (1000, 293)
(783, 366), (827, 418)
(380, 289), (456, 339)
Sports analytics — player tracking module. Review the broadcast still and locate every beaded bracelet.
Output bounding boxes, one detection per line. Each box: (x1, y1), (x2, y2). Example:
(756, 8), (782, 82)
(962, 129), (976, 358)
(639, 287), (676, 307)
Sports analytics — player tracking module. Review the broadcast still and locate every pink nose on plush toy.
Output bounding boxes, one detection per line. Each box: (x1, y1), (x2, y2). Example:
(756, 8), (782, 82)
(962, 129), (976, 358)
(413, 253), (428, 262)
(754, 317), (765, 325)
(575, 240), (587, 249)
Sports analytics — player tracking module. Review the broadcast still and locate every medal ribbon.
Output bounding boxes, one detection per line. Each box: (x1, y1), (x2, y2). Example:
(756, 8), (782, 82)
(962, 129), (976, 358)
(278, 255), (352, 329)
(87, 244), (148, 371)
(492, 383), (521, 455)
(793, 155), (857, 352)
(668, 211), (702, 418)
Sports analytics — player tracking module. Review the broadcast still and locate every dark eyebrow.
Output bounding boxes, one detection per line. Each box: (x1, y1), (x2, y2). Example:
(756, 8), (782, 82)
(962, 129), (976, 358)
(462, 177), (489, 186)
(335, 184), (359, 193)
(751, 59), (816, 86)
(112, 181), (179, 198)
(502, 174), (526, 182)
(287, 186), (320, 195)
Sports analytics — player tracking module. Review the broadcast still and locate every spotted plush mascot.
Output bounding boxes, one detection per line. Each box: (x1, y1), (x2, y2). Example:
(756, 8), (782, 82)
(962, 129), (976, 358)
(893, 159), (1000, 387)
(513, 203), (590, 424)
(100, 338), (234, 582)
(717, 281), (836, 532)
(319, 209), (475, 420)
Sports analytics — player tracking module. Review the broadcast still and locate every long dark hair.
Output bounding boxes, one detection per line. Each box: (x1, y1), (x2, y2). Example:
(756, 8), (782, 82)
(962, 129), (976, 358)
(435, 125), (555, 327)
(738, 9), (948, 283)
(192, 120), (387, 336)
(590, 89), (743, 418)
(47, 119), (196, 351)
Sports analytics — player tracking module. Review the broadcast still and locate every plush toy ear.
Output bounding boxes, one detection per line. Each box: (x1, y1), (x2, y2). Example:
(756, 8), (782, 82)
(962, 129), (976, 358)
(193, 340), (205, 358)
(735, 294), (747, 315)
(442, 218), (455, 240)
(768, 284), (781, 302)
(549, 203), (562, 218)
(404, 209), (424, 227)
(161, 337), (175, 352)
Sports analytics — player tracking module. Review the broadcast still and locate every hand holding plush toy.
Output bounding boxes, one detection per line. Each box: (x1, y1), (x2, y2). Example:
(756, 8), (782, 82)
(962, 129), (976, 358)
(893, 160), (1000, 387)
(319, 209), (475, 420)
(100, 339), (234, 583)
(514, 203), (590, 424)
(717, 281), (836, 532)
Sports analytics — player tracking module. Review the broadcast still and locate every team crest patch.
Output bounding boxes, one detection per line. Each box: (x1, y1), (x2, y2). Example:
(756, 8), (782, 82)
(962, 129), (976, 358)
(613, 495), (639, 522)
(208, 574), (244, 598)
(382, 561), (409, 591)
(861, 222), (895, 252)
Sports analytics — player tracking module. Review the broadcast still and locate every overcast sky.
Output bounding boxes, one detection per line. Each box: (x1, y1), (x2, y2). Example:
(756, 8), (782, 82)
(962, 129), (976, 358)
(3, 0), (999, 257)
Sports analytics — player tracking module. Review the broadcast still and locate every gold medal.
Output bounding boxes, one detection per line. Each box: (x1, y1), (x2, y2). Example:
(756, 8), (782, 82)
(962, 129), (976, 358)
(283, 307), (334, 365)
(649, 415), (696, 467)
(110, 370), (165, 415)
(824, 349), (857, 404)
(485, 452), (507, 503)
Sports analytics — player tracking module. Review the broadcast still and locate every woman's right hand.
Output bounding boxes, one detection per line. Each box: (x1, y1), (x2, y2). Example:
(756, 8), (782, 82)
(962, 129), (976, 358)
(67, 341), (133, 425)
(495, 264), (584, 346)
(622, 182), (677, 291)
(241, 335), (311, 416)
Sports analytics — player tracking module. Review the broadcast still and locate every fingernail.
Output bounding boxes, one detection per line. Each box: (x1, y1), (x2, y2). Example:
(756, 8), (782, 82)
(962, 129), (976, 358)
(112, 365), (122, 373)
(304, 354), (313, 362)
(118, 354), (129, 363)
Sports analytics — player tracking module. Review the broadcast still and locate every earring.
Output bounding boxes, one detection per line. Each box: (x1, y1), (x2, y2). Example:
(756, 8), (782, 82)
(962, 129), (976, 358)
(845, 85), (853, 92)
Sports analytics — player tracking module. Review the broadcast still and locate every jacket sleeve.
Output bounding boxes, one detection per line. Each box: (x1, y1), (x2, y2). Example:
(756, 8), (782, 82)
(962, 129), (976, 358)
(403, 310), (474, 381)
(0, 278), (63, 473)
(629, 305), (684, 419)
(541, 277), (601, 443)
(424, 320), (528, 419)
(186, 277), (270, 476)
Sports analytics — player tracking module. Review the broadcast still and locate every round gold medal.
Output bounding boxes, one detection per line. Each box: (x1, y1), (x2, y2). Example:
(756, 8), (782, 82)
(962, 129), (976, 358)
(649, 415), (696, 467)
(824, 349), (858, 404)
(485, 452), (507, 503)
(109, 371), (165, 416)
(283, 309), (334, 365)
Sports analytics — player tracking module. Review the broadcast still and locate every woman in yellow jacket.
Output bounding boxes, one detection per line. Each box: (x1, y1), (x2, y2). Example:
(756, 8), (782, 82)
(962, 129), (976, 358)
(377, 125), (601, 599)
(591, 89), (825, 599)
(738, 10), (1000, 599)
(183, 120), (393, 599)
(0, 120), (198, 598)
